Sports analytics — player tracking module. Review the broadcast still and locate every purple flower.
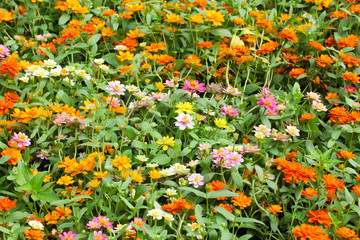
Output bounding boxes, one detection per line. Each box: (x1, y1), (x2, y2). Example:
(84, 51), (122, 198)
(59, 231), (77, 240)
(182, 79), (206, 93)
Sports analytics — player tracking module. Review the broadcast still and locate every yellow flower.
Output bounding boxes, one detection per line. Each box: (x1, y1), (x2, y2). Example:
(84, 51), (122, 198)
(175, 102), (194, 114)
(89, 179), (101, 188)
(112, 155), (132, 172)
(148, 169), (163, 180)
(205, 10), (225, 26)
(155, 82), (165, 91)
(94, 171), (108, 179)
(130, 171), (144, 183)
(190, 14), (204, 24)
(164, 14), (185, 24)
(156, 136), (175, 151)
(56, 175), (74, 186)
(214, 118), (227, 128)
(117, 51), (134, 62)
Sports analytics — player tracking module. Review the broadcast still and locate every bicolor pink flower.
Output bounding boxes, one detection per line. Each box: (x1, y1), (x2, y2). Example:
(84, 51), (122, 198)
(59, 231), (77, 240)
(164, 79), (179, 88)
(93, 231), (107, 240)
(130, 217), (146, 230)
(223, 151), (244, 168)
(0, 45), (10, 58)
(106, 81), (125, 95)
(223, 86), (242, 96)
(86, 219), (101, 229)
(188, 173), (205, 188)
(345, 85), (356, 93)
(96, 216), (113, 228)
(107, 97), (120, 108)
(175, 113), (195, 130)
(257, 97), (278, 111)
(210, 147), (229, 164)
(10, 132), (31, 148)
(221, 105), (238, 116)
(182, 79), (206, 93)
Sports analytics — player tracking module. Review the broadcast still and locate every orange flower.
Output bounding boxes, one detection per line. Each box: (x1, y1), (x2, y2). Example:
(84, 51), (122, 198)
(256, 41), (279, 55)
(111, 155), (132, 171)
(205, 10), (225, 26)
(162, 201), (183, 214)
(38, 42), (56, 56)
(148, 169), (163, 180)
(336, 227), (357, 239)
(124, 3), (145, 12)
(117, 51), (134, 62)
(94, 171), (108, 179)
(286, 151), (297, 161)
(329, 107), (350, 125)
(1, 148), (22, 165)
(337, 150), (355, 159)
(23, 229), (44, 240)
(283, 53), (300, 64)
(306, 209), (331, 228)
(301, 187), (318, 198)
(352, 185), (360, 196)
(198, 41), (213, 48)
(0, 99), (14, 116)
(279, 14), (290, 21)
(155, 54), (176, 65)
(325, 92), (339, 105)
(0, 197), (16, 211)
(82, 23), (97, 34)
(316, 54), (335, 68)
(342, 71), (360, 84)
(89, 179), (101, 188)
(155, 82), (165, 91)
(184, 55), (202, 69)
(349, 4), (360, 13)
(330, 11), (348, 19)
(0, 56), (21, 79)
(289, 68), (307, 78)
(61, 27), (80, 40)
(322, 174), (344, 195)
(177, 198), (194, 210)
(231, 192), (252, 209)
(338, 51), (360, 67)
(130, 171), (143, 183)
(102, 9), (117, 17)
(308, 41), (324, 51)
(293, 224), (330, 240)
(0, 9), (13, 23)
(127, 28), (146, 38)
(190, 14), (204, 24)
(208, 180), (228, 200)
(269, 205), (282, 214)
(145, 42), (166, 53)
(232, 17), (245, 25)
(299, 113), (315, 122)
(101, 26), (116, 38)
(337, 34), (360, 49)
(164, 14), (185, 24)
(278, 28), (298, 43)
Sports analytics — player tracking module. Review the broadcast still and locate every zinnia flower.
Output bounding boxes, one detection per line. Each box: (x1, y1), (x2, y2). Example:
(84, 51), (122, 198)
(182, 79), (206, 93)
(231, 193), (252, 209)
(175, 113), (195, 130)
(10, 132), (31, 148)
(188, 173), (205, 188)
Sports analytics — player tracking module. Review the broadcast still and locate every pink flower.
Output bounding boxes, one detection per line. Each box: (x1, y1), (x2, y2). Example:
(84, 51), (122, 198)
(0, 45), (10, 58)
(345, 85), (356, 93)
(130, 217), (146, 230)
(223, 151), (243, 168)
(107, 97), (120, 108)
(182, 79), (206, 93)
(164, 79), (179, 88)
(86, 219), (101, 229)
(96, 216), (113, 228)
(221, 105), (238, 116)
(106, 81), (125, 95)
(188, 173), (204, 188)
(257, 97), (278, 112)
(223, 86), (242, 96)
(93, 231), (107, 240)
(10, 132), (31, 148)
(211, 147), (229, 164)
(175, 113), (195, 130)
(59, 231), (77, 240)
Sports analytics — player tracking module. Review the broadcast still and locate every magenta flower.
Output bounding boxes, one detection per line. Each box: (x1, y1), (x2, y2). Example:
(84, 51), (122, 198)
(188, 173), (204, 188)
(10, 132), (31, 148)
(221, 106), (238, 116)
(96, 216), (113, 228)
(106, 80), (125, 95)
(182, 79), (206, 93)
(0, 45), (10, 58)
(257, 97), (278, 112)
(345, 85), (356, 93)
(93, 231), (107, 240)
(175, 113), (195, 130)
(130, 217), (146, 230)
(59, 231), (77, 240)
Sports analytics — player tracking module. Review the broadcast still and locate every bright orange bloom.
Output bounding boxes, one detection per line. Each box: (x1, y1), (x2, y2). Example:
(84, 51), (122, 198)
(101, 26), (116, 38)
(127, 28), (146, 38)
(0, 56), (21, 79)
(0, 197), (16, 211)
(190, 14), (204, 24)
(316, 54), (335, 68)
(279, 14), (290, 21)
(23, 229), (44, 240)
(256, 41), (279, 55)
(249, 10), (265, 20)
(94, 171), (108, 179)
(278, 28), (298, 43)
(164, 14), (185, 24)
(293, 224), (330, 240)
(337, 34), (360, 49)
(306, 209), (331, 228)
(337, 150), (355, 159)
(212, 203), (233, 214)
(352, 185), (360, 196)
(308, 41), (324, 51)
(155, 54), (176, 65)
(208, 180), (228, 200)
(299, 113), (315, 122)
(330, 11), (348, 19)
(283, 53), (300, 64)
(57, 175), (74, 185)
(0, 99), (14, 116)
(148, 169), (163, 180)
(336, 227), (357, 239)
(322, 174), (344, 195)
(61, 27), (80, 40)
(117, 51), (134, 62)
(349, 4), (360, 13)
(130, 171), (143, 183)
(342, 71), (360, 84)
(111, 155), (132, 171)
(205, 10), (225, 26)
(329, 107), (350, 125)
(193, 0), (208, 9)
(82, 23), (97, 34)
(301, 187), (318, 198)
(269, 205), (282, 214)
(145, 42), (166, 53)
(102, 9), (117, 17)
(289, 68), (307, 78)
(4, 91), (19, 104)
(0, 9), (13, 23)
(339, 51), (360, 67)
(231, 192), (252, 209)
(124, 3), (145, 12)
(177, 198), (194, 210)
(198, 41), (213, 48)
(325, 92), (339, 105)
(38, 42), (56, 56)
(232, 17), (245, 25)
(162, 201), (183, 214)
(273, 157), (316, 184)
(184, 55), (202, 69)
(1, 148), (22, 165)
(68, 19), (83, 28)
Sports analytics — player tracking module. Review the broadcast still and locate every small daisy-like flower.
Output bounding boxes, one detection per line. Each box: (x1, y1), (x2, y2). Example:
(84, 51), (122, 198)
(175, 113), (195, 130)
(106, 80), (125, 95)
(188, 173), (205, 188)
(10, 132), (31, 148)
(285, 125), (300, 136)
(221, 105), (238, 116)
(147, 209), (165, 220)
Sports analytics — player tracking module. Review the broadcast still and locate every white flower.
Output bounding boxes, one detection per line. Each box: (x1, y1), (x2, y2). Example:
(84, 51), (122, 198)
(312, 100), (327, 112)
(99, 64), (110, 72)
(147, 209), (165, 220)
(146, 163), (158, 168)
(19, 76), (29, 83)
(135, 155), (148, 162)
(164, 213), (174, 222)
(172, 163), (190, 175)
(305, 92), (320, 101)
(254, 131), (265, 140)
(33, 68), (50, 78)
(187, 160), (199, 167)
(114, 45), (127, 51)
(160, 168), (176, 177)
(42, 59), (57, 68)
(285, 125), (300, 136)
(94, 58), (105, 65)
(28, 220), (44, 230)
(165, 188), (177, 197)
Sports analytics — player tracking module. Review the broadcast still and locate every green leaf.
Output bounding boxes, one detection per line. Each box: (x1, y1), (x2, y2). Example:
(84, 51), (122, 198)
(152, 154), (170, 165)
(179, 187), (206, 198)
(16, 160), (33, 186)
(207, 190), (238, 199)
(210, 29), (232, 38)
(58, 14), (71, 25)
(57, 90), (73, 106)
(235, 217), (265, 225)
(88, 34), (102, 46)
(0, 226), (10, 234)
(255, 165), (264, 181)
(6, 211), (32, 222)
(214, 206), (235, 221)
(31, 188), (60, 202)
(195, 204), (204, 225)
(269, 214), (278, 231)
(0, 156), (10, 164)
(29, 171), (47, 193)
